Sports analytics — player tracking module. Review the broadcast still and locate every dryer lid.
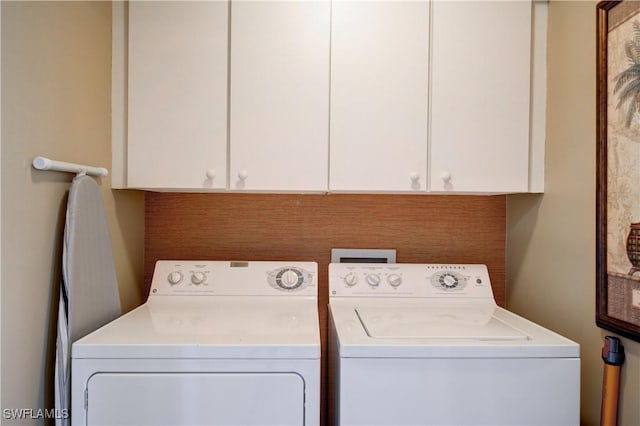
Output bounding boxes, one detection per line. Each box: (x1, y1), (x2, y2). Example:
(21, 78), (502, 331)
(72, 298), (321, 359)
(355, 306), (530, 341)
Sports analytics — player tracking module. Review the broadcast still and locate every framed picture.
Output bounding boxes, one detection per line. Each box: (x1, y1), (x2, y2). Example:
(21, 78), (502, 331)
(597, 0), (640, 342)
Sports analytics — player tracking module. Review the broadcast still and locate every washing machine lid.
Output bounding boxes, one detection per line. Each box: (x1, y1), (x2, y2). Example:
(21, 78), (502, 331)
(330, 300), (579, 359)
(355, 306), (529, 341)
(73, 297), (320, 359)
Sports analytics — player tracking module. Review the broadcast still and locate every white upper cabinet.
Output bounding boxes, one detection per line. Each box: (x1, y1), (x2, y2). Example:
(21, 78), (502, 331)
(329, 1), (429, 192)
(114, 0), (544, 194)
(229, 1), (330, 192)
(127, 1), (229, 190)
(429, 0), (533, 192)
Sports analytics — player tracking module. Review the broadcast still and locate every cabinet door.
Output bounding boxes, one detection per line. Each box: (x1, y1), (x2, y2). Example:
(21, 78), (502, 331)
(429, 1), (532, 192)
(128, 1), (228, 190)
(229, 1), (330, 192)
(329, 1), (429, 192)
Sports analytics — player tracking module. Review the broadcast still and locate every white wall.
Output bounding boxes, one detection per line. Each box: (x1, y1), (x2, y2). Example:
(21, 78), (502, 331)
(507, 1), (640, 425)
(1, 1), (144, 421)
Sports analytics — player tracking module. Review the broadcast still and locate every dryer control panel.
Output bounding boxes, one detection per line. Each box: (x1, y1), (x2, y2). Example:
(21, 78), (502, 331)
(329, 263), (495, 299)
(149, 260), (318, 297)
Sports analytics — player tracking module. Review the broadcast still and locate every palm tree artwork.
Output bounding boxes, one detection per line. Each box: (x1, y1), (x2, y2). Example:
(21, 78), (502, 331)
(614, 20), (640, 128)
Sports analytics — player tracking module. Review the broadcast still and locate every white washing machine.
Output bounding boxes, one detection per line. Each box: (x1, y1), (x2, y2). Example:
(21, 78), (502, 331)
(328, 263), (580, 426)
(72, 261), (320, 426)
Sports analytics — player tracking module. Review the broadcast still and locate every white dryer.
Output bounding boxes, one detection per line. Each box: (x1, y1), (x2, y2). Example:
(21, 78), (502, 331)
(72, 261), (320, 426)
(328, 263), (580, 426)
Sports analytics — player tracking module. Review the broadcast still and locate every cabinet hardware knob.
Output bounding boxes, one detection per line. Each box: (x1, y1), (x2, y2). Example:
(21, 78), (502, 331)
(238, 170), (249, 180)
(441, 171), (452, 182)
(206, 169), (216, 180)
(409, 172), (420, 182)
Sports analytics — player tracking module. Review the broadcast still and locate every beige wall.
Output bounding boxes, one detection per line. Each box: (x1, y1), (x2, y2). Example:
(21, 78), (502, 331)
(1, 0), (3, 412)
(1, 1), (144, 420)
(507, 1), (640, 425)
(3, 1), (637, 425)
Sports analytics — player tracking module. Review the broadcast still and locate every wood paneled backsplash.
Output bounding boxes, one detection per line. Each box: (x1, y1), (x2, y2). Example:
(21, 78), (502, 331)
(144, 193), (506, 300)
(144, 192), (506, 426)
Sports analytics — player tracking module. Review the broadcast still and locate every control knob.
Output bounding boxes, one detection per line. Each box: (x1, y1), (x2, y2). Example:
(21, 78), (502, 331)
(191, 271), (206, 285)
(387, 273), (402, 287)
(167, 271), (183, 285)
(279, 269), (302, 289)
(440, 273), (459, 289)
(343, 272), (358, 287)
(366, 273), (381, 287)
(271, 268), (305, 291)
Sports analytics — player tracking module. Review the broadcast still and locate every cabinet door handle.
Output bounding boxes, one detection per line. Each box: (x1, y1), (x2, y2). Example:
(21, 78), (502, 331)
(441, 171), (452, 183)
(409, 172), (420, 182)
(238, 170), (249, 180)
(206, 169), (217, 180)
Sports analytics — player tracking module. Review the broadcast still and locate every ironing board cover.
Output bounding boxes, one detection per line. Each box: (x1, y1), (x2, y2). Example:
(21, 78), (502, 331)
(54, 175), (121, 426)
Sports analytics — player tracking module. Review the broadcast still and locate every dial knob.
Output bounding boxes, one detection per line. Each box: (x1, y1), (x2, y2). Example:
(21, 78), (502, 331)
(281, 270), (300, 287)
(167, 271), (183, 285)
(366, 273), (381, 287)
(276, 268), (303, 290)
(387, 273), (402, 287)
(191, 271), (206, 285)
(344, 272), (358, 287)
(439, 273), (458, 289)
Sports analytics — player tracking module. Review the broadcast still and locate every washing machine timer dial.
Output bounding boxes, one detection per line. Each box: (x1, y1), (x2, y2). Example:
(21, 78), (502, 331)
(432, 271), (467, 291)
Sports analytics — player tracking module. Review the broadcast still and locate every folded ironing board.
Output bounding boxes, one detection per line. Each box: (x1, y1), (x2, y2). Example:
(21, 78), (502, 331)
(54, 175), (122, 426)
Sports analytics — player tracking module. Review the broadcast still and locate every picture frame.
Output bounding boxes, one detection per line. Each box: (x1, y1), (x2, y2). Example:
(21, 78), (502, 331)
(597, 0), (640, 342)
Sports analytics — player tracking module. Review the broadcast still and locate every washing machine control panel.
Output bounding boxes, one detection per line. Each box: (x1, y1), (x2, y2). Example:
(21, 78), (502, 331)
(329, 263), (495, 299)
(149, 261), (318, 297)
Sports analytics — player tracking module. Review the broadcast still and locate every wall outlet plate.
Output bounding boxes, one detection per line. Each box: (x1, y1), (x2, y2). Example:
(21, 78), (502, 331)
(331, 248), (396, 264)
